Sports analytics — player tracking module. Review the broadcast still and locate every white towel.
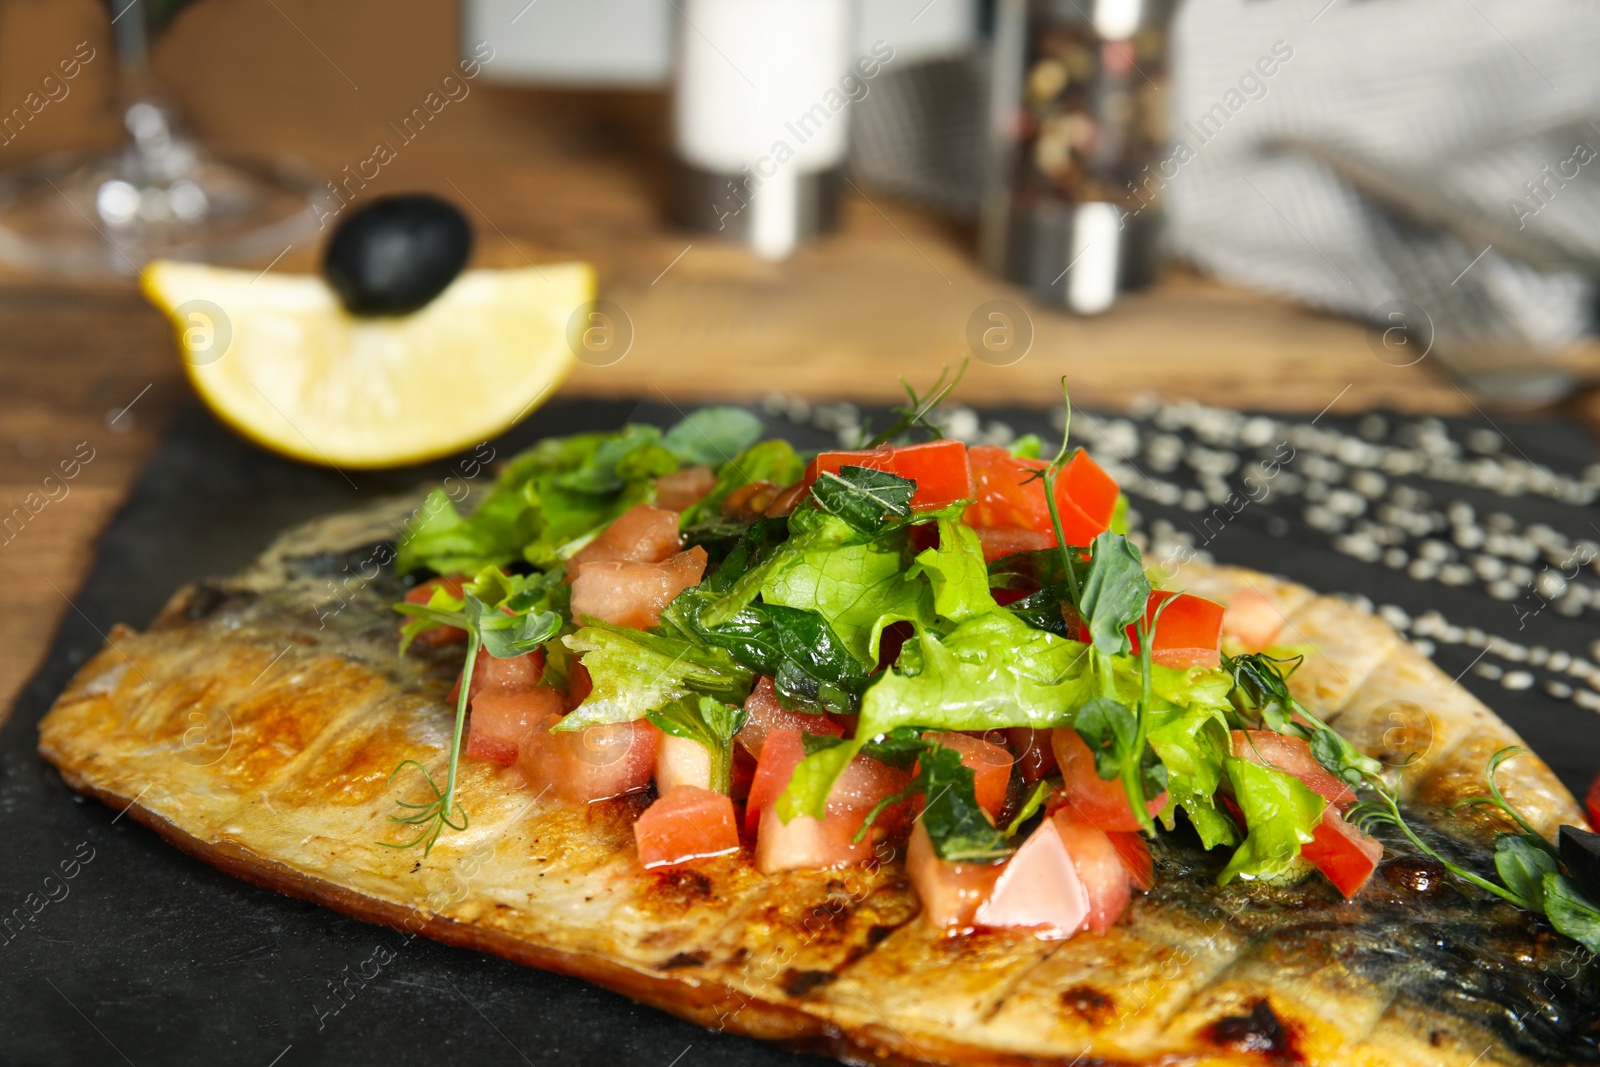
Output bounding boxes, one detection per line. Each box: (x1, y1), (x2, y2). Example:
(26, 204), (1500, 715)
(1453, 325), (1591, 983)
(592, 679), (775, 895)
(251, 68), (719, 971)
(1164, 0), (1600, 352)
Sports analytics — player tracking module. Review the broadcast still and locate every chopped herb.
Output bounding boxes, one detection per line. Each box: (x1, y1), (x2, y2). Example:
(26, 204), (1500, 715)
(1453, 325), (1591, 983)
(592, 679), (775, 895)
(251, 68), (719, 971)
(647, 694), (749, 794)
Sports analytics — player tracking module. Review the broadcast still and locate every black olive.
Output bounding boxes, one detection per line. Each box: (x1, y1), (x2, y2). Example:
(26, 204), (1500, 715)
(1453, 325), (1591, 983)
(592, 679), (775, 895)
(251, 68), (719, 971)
(323, 194), (472, 316)
(1558, 825), (1600, 899)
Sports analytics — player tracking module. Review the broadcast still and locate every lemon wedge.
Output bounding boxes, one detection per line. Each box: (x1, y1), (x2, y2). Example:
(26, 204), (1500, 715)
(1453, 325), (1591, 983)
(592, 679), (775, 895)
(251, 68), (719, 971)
(141, 260), (595, 468)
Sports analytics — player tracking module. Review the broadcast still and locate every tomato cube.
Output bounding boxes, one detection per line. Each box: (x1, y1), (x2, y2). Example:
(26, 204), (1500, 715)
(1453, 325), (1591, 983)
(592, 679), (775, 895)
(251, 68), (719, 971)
(634, 785), (740, 869)
(518, 715), (660, 805)
(402, 575), (468, 648)
(1230, 730), (1357, 811)
(750, 731), (910, 872)
(1222, 589), (1285, 652)
(1051, 814), (1134, 935)
(733, 676), (842, 760)
(654, 465), (716, 512)
(1588, 772), (1599, 831)
(803, 439), (974, 512)
(924, 731), (1014, 818)
(964, 445), (1118, 549)
(1107, 830), (1154, 892)
(1301, 809), (1383, 899)
(451, 648), (545, 705)
(565, 504), (682, 581)
(973, 525), (1055, 563)
(655, 732), (712, 793)
(569, 547), (708, 630)
(973, 816), (1090, 937)
(467, 687), (565, 767)
(906, 820), (1003, 931)
(1132, 590), (1223, 669)
(1051, 728), (1168, 832)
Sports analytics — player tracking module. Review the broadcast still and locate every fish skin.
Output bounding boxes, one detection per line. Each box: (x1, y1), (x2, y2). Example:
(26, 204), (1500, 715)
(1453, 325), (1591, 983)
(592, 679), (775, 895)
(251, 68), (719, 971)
(37, 501), (1599, 1067)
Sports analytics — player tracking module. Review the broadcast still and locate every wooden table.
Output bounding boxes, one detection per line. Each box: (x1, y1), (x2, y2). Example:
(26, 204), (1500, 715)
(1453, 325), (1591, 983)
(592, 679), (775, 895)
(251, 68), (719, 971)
(0, 0), (1590, 718)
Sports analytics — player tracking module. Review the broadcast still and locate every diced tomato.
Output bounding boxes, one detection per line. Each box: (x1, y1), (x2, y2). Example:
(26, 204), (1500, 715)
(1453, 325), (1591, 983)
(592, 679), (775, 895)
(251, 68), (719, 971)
(655, 733), (712, 793)
(1051, 728), (1168, 832)
(830, 753), (913, 833)
(1302, 809), (1383, 899)
(731, 744), (756, 801)
(1226, 731), (1380, 897)
(634, 785), (740, 869)
(973, 816), (1091, 937)
(1006, 727), (1059, 785)
(518, 715), (660, 805)
(906, 820), (1003, 931)
(466, 687), (565, 767)
(925, 731), (1014, 819)
(755, 805), (872, 873)
(569, 547), (708, 630)
(402, 575), (468, 648)
(654, 465), (716, 511)
(1051, 814), (1134, 935)
(565, 661), (593, 711)
(1107, 831), (1154, 892)
(1222, 589), (1285, 652)
(744, 728), (809, 836)
(803, 439), (975, 512)
(1133, 590), (1223, 670)
(964, 445), (1119, 549)
(450, 648), (545, 705)
(1588, 773), (1599, 830)
(750, 733), (910, 871)
(733, 677), (842, 760)
(974, 526), (1056, 563)
(1230, 730), (1357, 811)
(565, 504), (682, 581)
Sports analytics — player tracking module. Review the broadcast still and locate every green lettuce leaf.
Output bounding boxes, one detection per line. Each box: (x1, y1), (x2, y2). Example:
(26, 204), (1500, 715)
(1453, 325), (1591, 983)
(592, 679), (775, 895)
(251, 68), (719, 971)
(777, 612), (1094, 820)
(1217, 757), (1326, 885)
(907, 517), (997, 624)
(662, 407), (764, 468)
(558, 622), (753, 730)
(1147, 702), (1238, 849)
(759, 510), (932, 667)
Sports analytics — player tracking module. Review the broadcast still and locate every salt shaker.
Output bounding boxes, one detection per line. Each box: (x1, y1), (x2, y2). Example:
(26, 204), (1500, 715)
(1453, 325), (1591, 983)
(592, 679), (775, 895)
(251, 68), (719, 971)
(670, 0), (854, 260)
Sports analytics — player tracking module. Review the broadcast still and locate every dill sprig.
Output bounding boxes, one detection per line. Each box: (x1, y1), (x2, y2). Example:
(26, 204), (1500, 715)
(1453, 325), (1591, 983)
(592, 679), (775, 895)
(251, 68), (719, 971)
(385, 567), (560, 856)
(861, 359), (969, 448)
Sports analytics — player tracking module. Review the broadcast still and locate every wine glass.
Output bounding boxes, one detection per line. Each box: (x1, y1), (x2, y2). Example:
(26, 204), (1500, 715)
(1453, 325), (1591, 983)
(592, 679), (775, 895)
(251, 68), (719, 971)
(0, 0), (323, 277)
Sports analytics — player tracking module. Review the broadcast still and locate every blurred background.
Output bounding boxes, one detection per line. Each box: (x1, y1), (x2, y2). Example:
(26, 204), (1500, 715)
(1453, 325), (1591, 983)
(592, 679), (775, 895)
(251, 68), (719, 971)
(5, 0), (1599, 413)
(1, 0), (1599, 704)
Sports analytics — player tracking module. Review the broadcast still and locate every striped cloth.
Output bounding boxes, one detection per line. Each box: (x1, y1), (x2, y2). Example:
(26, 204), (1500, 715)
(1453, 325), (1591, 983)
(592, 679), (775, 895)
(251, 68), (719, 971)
(1164, 0), (1600, 354)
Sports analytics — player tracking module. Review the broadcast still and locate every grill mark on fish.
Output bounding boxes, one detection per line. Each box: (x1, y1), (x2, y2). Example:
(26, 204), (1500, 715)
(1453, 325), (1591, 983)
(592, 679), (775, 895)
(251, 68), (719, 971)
(36, 501), (1600, 1067)
(1203, 998), (1303, 1064)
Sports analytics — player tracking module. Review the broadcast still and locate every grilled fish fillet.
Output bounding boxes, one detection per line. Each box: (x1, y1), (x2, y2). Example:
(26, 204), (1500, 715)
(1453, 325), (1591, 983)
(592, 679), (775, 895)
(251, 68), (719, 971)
(37, 496), (1600, 1066)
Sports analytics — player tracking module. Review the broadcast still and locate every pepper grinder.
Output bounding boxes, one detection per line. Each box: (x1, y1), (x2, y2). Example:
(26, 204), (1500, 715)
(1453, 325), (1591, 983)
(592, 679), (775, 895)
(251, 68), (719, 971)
(981, 0), (1174, 313)
(670, 0), (852, 260)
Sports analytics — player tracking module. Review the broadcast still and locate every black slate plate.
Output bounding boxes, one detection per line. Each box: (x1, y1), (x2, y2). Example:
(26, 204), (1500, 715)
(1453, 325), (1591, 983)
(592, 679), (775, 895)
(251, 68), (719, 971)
(2, 397), (1597, 1067)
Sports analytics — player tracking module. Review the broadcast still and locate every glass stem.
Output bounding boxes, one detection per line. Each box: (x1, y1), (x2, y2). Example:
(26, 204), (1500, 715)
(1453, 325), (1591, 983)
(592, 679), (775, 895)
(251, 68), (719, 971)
(105, 0), (153, 105)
